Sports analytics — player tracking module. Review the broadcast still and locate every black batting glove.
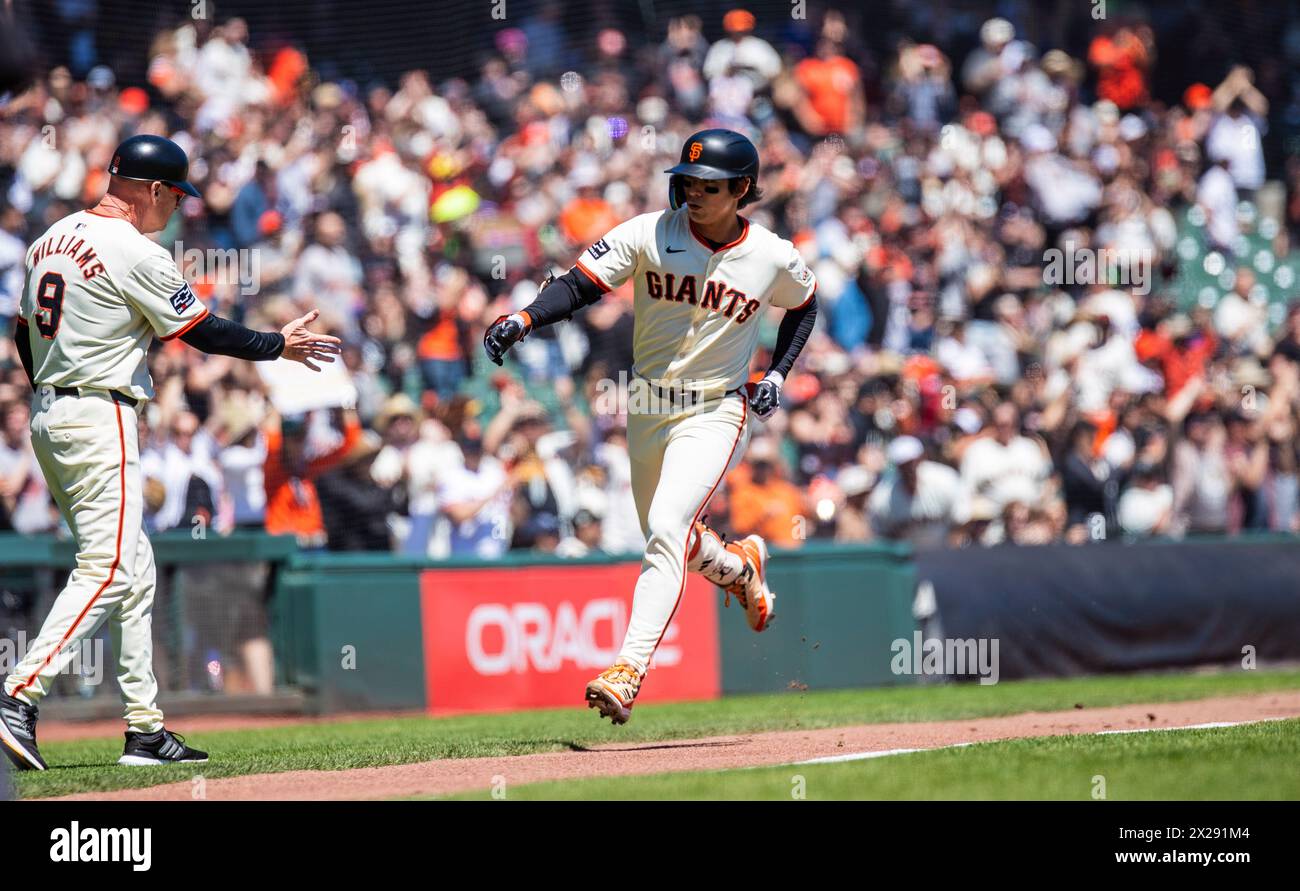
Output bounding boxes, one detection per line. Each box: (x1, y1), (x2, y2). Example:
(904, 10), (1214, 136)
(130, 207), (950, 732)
(484, 314), (528, 366)
(747, 373), (783, 421)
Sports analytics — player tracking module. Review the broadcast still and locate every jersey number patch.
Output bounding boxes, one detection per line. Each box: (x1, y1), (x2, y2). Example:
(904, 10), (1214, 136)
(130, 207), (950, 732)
(35, 271), (64, 340)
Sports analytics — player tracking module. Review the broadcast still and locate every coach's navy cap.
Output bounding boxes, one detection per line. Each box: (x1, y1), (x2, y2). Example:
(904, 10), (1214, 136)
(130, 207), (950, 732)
(108, 134), (201, 198)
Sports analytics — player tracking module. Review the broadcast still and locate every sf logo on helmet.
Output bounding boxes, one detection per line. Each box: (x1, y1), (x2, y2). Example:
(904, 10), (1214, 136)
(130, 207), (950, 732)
(688, 142), (703, 162)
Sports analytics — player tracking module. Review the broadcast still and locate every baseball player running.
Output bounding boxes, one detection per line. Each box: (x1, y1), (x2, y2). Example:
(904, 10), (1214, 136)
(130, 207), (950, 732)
(485, 129), (818, 724)
(0, 135), (340, 770)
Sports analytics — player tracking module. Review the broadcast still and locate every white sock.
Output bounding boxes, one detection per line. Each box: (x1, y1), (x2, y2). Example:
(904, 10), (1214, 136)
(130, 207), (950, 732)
(687, 524), (745, 587)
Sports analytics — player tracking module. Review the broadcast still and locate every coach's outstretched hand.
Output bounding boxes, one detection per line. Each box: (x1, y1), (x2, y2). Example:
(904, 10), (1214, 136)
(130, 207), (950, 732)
(748, 373), (783, 421)
(280, 309), (343, 372)
(484, 314), (528, 366)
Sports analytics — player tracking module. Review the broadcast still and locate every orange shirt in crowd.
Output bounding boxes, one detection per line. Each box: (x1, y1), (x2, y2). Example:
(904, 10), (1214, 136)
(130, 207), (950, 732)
(1086, 410), (1118, 458)
(1088, 31), (1149, 110)
(418, 313), (462, 362)
(268, 47), (308, 106)
(1135, 328), (1218, 398)
(560, 197), (618, 246)
(727, 465), (806, 548)
(795, 55), (860, 134)
(263, 415), (362, 543)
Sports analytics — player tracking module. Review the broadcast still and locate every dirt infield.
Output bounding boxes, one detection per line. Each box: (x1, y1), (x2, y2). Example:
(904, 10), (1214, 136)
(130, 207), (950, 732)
(46, 691), (1300, 801)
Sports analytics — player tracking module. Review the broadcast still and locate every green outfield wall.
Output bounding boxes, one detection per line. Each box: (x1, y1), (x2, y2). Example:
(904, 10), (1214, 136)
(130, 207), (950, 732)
(0, 533), (919, 713)
(717, 541), (918, 694)
(12, 532), (1293, 716)
(273, 543), (919, 712)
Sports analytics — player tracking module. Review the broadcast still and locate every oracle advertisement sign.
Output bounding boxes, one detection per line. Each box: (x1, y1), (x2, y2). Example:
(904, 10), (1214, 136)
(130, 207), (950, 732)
(420, 563), (720, 714)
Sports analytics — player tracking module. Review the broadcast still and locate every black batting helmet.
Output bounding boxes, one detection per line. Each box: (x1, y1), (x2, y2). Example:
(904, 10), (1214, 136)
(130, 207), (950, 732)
(666, 128), (759, 181)
(108, 135), (201, 198)
(665, 129), (760, 210)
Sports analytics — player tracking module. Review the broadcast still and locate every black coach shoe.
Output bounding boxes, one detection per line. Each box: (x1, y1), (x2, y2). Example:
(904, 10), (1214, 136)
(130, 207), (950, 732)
(119, 728), (209, 766)
(0, 689), (47, 771)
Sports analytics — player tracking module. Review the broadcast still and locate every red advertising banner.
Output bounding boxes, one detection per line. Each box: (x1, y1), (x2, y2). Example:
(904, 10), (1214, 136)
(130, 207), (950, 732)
(420, 563), (720, 714)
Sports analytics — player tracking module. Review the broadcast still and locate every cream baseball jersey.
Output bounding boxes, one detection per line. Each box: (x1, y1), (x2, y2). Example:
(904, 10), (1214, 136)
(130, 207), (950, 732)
(571, 208), (816, 393)
(20, 210), (209, 400)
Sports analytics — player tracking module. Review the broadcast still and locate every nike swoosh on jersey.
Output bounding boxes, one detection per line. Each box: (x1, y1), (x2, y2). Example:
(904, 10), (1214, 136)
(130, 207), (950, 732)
(665, 246), (685, 253)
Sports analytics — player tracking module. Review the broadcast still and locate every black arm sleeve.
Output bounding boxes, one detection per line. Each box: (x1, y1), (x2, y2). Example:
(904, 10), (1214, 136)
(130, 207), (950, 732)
(12, 322), (34, 387)
(768, 297), (818, 379)
(180, 313), (285, 361)
(520, 268), (604, 329)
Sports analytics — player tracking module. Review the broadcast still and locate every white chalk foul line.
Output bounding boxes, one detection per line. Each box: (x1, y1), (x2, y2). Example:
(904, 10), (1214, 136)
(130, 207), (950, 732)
(797, 742), (974, 765)
(1096, 720), (1243, 735)
(798, 747), (921, 765)
(788, 717), (1293, 767)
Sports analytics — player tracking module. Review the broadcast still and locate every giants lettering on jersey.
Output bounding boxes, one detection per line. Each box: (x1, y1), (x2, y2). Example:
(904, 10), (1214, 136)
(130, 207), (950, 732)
(644, 272), (760, 324)
(30, 234), (106, 280)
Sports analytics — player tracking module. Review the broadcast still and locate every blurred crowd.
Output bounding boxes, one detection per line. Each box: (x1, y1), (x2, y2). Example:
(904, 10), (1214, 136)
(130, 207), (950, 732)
(4, 3), (1300, 556)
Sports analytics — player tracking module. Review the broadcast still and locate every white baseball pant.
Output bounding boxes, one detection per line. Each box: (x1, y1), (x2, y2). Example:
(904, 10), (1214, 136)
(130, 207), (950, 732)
(4, 386), (164, 732)
(618, 391), (751, 673)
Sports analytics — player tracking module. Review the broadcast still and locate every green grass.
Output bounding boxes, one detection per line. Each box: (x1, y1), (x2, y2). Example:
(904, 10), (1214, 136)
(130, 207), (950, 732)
(440, 719), (1300, 800)
(14, 667), (1300, 799)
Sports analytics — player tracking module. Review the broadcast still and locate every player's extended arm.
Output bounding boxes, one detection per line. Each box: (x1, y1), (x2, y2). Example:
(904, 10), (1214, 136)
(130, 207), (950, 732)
(180, 309), (341, 370)
(483, 269), (604, 366)
(11, 319), (34, 388)
(749, 297), (818, 420)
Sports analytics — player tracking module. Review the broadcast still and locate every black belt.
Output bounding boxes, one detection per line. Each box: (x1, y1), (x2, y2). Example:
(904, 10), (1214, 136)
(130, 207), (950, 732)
(51, 385), (138, 408)
(643, 381), (702, 408)
(637, 380), (750, 407)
